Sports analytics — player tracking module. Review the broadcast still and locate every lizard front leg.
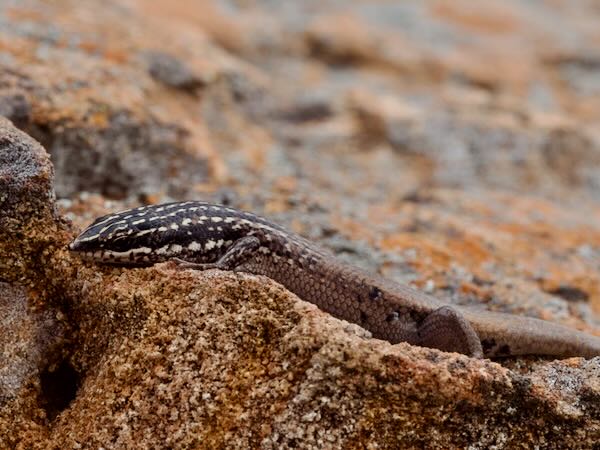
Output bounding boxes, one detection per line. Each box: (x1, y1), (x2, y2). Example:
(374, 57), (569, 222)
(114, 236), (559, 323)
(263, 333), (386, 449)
(172, 236), (261, 271)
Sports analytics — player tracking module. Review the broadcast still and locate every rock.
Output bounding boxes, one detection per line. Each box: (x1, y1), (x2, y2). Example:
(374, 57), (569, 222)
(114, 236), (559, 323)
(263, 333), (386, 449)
(349, 89), (600, 201)
(14, 262), (600, 449)
(2, 1), (600, 448)
(143, 51), (206, 91)
(0, 91), (31, 127)
(0, 119), (69, 448)
(0, 117), (598, 448)
(0, 116), (61, 281)
(46, 111), (208, 200)
(0, 283), (65, 420)
(0, 10), (218, 199)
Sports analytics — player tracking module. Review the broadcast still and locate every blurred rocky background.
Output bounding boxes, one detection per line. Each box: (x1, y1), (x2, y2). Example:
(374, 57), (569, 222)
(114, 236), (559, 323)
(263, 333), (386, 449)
(2, 0), (600, 448)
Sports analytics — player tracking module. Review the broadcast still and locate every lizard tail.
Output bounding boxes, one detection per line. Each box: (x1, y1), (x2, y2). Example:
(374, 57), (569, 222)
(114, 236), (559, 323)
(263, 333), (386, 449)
(459, 308), (600, 359)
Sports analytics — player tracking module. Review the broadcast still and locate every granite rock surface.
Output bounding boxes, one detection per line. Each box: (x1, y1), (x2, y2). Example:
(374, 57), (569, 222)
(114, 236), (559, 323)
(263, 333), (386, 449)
(1, 1), (600, 448)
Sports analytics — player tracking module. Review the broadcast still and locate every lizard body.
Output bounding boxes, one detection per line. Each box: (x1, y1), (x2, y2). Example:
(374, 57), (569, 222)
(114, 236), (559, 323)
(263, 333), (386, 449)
(69, 201), (600, 359)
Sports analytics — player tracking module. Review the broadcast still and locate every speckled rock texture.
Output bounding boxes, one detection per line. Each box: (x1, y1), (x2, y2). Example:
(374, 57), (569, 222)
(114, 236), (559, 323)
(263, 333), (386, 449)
(2, 0), (600, 449)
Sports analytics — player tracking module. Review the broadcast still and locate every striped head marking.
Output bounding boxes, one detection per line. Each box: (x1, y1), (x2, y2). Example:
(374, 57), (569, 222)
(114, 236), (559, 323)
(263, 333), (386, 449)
(68, 206), (161, 265)
(68, 201), (252, 266)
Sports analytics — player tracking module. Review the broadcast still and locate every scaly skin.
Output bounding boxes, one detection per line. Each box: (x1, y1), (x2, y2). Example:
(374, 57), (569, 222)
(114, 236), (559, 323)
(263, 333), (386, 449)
(69, 201), (600, 359)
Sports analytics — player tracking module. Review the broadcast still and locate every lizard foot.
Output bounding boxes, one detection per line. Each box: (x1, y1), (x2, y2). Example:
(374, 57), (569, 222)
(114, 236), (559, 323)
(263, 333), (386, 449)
(417, 306), (483, 358)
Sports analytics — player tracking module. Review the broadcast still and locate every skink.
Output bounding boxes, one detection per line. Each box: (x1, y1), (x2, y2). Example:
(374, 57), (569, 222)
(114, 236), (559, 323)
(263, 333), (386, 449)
(69, 201), (600, 359)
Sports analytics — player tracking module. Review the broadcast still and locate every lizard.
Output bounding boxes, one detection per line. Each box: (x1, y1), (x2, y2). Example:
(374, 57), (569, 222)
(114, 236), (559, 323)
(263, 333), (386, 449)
(68, 200), (600, 359)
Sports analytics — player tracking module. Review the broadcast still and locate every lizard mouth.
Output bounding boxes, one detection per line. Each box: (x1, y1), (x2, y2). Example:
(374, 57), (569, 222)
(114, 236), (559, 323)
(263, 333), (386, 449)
(68, 235), (89, 252)
(67, 237), (103, 261)
(68, 247), (96, 261)
(68, 239), (158, 267)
